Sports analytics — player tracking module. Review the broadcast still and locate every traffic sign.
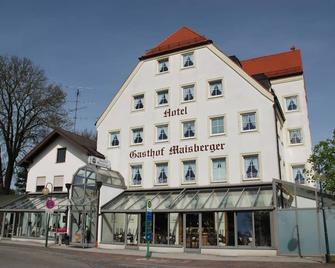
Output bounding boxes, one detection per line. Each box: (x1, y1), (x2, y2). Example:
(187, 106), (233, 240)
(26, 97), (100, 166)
(46, 199), (55, 209)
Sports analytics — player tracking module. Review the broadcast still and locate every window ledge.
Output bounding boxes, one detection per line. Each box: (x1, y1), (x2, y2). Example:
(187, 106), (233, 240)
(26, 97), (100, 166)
(181, 181), (197, 185)
(208, 94), (224, 99)
(242, 178), (261, 182)
(181, 65), (195, 71)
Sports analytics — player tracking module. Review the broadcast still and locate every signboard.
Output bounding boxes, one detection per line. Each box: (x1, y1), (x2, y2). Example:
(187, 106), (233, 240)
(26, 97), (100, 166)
(45, 198), (55, 213)
(88, 156), (111, 169)
(145, 200), (152, 258)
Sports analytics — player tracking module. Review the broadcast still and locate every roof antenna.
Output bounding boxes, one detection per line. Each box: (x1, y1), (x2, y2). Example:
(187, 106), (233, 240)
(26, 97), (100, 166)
(73, 89), (80, 132)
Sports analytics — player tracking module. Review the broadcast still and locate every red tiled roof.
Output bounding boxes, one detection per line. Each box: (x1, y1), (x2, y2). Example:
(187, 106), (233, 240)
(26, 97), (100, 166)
(140, 26), (212, 60)
(240, 49), (303, 79)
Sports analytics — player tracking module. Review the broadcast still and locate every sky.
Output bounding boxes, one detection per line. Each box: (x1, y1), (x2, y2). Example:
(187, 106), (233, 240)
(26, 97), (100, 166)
(0, 0), (334, 145)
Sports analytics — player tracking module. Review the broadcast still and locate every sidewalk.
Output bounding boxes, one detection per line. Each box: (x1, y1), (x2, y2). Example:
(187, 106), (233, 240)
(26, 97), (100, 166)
(0, 239), (323, 264)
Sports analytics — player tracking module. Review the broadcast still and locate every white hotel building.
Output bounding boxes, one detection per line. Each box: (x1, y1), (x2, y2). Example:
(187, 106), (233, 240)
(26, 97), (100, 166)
(1, 27), (322, 256)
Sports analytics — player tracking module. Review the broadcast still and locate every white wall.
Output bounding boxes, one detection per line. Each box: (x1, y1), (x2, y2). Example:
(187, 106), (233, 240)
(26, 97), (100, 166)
(26, 137), (88, 193)
(271, 76), (312, 184)
(97, 45), (281, 189)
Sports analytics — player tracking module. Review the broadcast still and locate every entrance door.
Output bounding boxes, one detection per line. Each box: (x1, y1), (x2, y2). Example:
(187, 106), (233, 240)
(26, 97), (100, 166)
(185, 213), (200, 249)
(126, 214), (139, 246)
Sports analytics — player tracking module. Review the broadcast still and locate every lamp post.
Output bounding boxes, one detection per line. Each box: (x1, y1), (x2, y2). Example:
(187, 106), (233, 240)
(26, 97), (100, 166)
(319, 179), (330, 263)
(65, 183), (72, 245)
(42, 182), (53, 248)
(95, 181), (102, 248)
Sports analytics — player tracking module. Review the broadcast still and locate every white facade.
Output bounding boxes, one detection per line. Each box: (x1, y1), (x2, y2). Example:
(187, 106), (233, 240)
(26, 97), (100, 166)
(26, 136), (88, 193)
(96, 42), (311, 189)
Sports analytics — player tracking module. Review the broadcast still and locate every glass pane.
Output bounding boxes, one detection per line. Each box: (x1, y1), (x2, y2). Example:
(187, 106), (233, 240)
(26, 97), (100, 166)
(169, 213), (183, 245)
(186, 192), (212, 209)
(203, 190), (227, 209)
(242, 113), (256, 131)
(150, 193), (170, 209)
(101, 214), (113, 243)
(255, 211), (271, 247)
(186, 214), (199, 248)
(255, 189), (273, 207)
(127, 214), (139, 245)
(217, 211), (235, 246)
(183, 85), (194, 101)
(277, 210), (299, 255)
(154, 213), (168, 244)
(237, 212), (253, 246)
(237, 189), (259, 207)
(173, 192), (196, 209)
(128, 194), (156, 210)
(156, 193), (180, 210)
(202, 212), (217, 246)
(113, 213), (125, 243)
(221, 190), (242, 208)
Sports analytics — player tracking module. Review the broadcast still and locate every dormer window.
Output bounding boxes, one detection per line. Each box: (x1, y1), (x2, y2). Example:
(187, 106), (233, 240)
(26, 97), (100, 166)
(158, 58), (169, 73)
(133, 94), (144, 110)
(209, 80), (223, 97)
(157, 89), (169, 106)
(182, 52), (194, 68)
(56, 148), (66, 163)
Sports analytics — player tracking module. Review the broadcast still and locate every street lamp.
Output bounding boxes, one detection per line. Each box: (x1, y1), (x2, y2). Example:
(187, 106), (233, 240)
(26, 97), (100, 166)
(95, 181), (102, 248)
(65, 183), (72, 245)
(42, 182), (53, 248)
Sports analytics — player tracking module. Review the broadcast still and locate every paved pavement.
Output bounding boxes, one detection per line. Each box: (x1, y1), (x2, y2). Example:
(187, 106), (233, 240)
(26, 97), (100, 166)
(0, 241), (332, 268)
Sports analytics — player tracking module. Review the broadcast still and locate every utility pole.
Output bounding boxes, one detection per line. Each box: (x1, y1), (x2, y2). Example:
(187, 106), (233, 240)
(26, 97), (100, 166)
(73, 89), (80, 132)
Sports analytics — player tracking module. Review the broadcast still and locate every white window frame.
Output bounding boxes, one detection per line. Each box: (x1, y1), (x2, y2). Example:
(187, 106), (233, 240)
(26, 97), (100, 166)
(130, 127), (144, 146)
(181, 52), (195, 69)
(157, 58), (169, 74)
(181, 119), (196, 140)
(240, 111), (258, 133)
(210, 157), (228, 183)
(108, 130), (120, 148)
(181, 159), (197, 184)
(288, 128), (303, 145)
(53, 175), (64, 192)
(130, 164), (143, 187)
(242, 153), (261, 180)
(156, 88), (169, 107)
(132, 93), (145, 112)
(210, 115), (225, 136)
(155, 123), (169, 143)
(291, 164), (305, 184)
(208, 78), (224, 98)
(181, 83), (196, 103)
(155, 161), (169, 185)
(284, 95), (299, 112)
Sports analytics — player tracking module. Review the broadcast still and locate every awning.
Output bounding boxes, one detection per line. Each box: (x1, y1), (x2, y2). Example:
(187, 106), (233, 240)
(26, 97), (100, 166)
(0, 193), (68, 212)
(101, 185), (274, 213)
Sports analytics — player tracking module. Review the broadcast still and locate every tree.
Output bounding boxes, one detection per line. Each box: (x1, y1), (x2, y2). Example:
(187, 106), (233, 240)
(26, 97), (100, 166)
(77, 128), (97, 141)
(0, 55), (70, 194)
(14, 166), (27, 194)
(307, 129), (335, 192)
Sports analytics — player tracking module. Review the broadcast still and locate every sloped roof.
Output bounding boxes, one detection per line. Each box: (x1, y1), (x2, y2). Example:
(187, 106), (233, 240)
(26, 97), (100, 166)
(19, 128), (104, 166)
(140, 26), (212, 60)
(240, 49), (303, 79)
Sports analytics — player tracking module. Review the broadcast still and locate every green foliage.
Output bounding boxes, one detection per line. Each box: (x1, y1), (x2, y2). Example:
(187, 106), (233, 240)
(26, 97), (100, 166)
(308, 130), (335, 192)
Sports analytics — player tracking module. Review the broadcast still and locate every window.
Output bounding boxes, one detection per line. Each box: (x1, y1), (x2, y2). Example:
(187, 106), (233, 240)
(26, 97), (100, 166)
(156, 124), (168, 142)
(210, 116), (224, 135)
(182, 84), (195, 102)
(285, 96), (298, 111)
(132, 128), (143, 145)
(209, 80), (223, 97)
(182, 53), (194, 68)
(53, 176), (64, 192)
(212, 158), (227, 182)
(292, 165), (305, 184)
(157, 89), (169, 106)
(36, 176), (46, 192)
(156, 162), (168, 184)
(133, 94), (144, 110)
(183, 160), (196, 182)
(109, 131), (120, 147)
(182, 120), (195, 139)
(56, 148), (66, 163)
(254, 211), (271, 247)
(243, 155), (259, 179)
(289, 129), (302, 144)
(131, 165), (142, 185)
(241, 112), (257, 132)
(237, 212), (253, 246)
(158, 58), (169, 73)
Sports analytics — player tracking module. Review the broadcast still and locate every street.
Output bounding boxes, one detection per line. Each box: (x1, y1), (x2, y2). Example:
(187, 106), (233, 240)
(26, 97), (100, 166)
(0, 243), (332, 268)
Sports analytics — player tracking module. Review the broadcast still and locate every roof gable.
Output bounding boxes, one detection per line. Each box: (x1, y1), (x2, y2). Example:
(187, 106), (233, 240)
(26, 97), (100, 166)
(140, 26), (212, 60)
(19, 128), (104, 166)
(240, 49), (303, 79)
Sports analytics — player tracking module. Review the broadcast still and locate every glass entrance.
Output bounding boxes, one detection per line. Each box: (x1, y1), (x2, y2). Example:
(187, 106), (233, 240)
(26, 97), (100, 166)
(126, 214), (139, 246)
(185, 213), (199, 249)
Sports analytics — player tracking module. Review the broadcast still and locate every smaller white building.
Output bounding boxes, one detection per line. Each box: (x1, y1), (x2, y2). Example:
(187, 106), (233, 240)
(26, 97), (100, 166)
(19, 128), (105, 193)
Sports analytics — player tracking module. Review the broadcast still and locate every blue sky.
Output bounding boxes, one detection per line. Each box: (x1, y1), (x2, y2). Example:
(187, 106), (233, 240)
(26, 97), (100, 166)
(0, 0), (334, 144)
